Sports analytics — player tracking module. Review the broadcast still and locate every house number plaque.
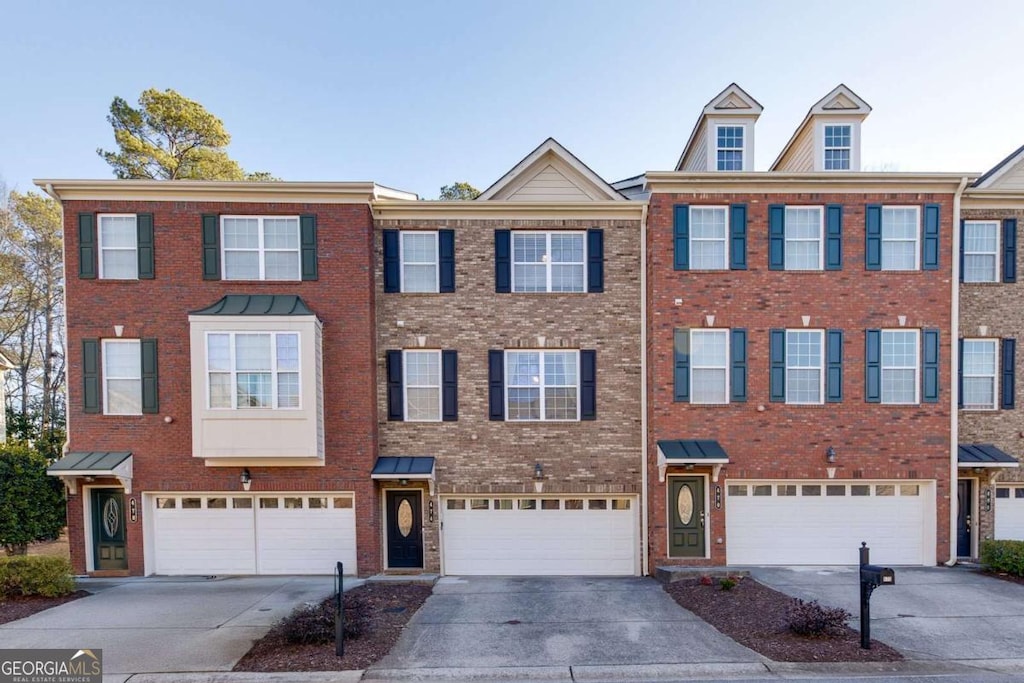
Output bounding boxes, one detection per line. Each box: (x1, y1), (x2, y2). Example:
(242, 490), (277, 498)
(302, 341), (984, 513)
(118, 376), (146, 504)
(129, 497), (138, 522)
(715, 486), (722, 509)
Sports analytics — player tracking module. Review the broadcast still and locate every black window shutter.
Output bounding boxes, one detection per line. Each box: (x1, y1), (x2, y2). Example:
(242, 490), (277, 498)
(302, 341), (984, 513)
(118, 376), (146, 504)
(729, 205), (747, 270)
(958, 339), (964, 409)
(78, 213), (97, 279)
(865, 205), (882, 271)
(826, 329), (843, 403)
(673, 329), (690, 402)
(922, 329), (939, 403)
(1004, 219), (1018, 283)
(865, 330), (881, 402)
(300, 215), (318, 281)
(441, 350), (458, 421)
(201, 214), (220, 280)
(587, 228), (604, 292)
(382, 230), (400, 292)
(959, 220), (966, 283)
(730, 329), (747, 402)
(768, 205), (785, 270)
(769, 329), (786, 402)
(673, 205), (689, 270)
(488, 350), (505, 420)
(1002, 338), (1016, 409)
(922, 204), (940, 271)
(495, 230), (511, 293)
(580, 349), (597, 419)
(825, 205), (843, 270)
(386, 350), (403, 421)
(439, 229), (455, 293)
(137, 213), (155, 279)
(82, 339), (100, 413)
(141, 338), (159, 414)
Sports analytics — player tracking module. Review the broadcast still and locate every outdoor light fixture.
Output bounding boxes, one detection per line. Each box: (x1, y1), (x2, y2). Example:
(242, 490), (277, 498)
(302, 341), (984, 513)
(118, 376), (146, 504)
(399, 478), (409, 486)
(534, 463), (543, 479)
(825, 447), (837, 464)
(240, 468), (252, 491)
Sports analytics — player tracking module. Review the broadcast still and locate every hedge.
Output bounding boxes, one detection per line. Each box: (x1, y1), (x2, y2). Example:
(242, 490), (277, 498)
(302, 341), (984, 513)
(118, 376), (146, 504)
(980, 539), (1024, 577)
(0, 555), (75, 597)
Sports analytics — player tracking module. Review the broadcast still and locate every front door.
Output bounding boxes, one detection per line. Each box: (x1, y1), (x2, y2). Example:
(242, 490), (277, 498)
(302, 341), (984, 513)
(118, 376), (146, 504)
(386, 490), (423, 568)
(957, 480), (974, 557)
(92, 489), (127, 570)
(668, 477), (705, 557)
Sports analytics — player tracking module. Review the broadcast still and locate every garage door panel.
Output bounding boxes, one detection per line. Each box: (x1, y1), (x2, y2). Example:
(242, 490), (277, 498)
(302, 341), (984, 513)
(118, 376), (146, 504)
(996, 487), (1024, 539)
(256, 508), (357, 575)
(153, 507), (256, 574)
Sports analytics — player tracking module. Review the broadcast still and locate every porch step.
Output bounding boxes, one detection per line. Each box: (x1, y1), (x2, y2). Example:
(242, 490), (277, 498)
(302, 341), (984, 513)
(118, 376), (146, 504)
(366, 572), (440, 586)
(654, 565), (750, 584)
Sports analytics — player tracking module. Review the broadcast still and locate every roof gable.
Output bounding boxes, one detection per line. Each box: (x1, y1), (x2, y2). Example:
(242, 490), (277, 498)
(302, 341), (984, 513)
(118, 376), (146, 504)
(676, 83), (763, 171)
(810, 84), (871, 115)
(477, 138), (623, 201)
(973, 143), (1024, 189)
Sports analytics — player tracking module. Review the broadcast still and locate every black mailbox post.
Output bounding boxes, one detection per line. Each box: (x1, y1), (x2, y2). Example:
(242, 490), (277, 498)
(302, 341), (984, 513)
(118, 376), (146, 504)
(858, 542), (894, 649)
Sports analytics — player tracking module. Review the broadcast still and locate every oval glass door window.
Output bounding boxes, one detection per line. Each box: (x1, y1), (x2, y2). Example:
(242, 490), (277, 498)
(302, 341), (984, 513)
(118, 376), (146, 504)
(397, 499), (413, 537)
(103, 498), (120, 537)
(677, 485), (694, 525)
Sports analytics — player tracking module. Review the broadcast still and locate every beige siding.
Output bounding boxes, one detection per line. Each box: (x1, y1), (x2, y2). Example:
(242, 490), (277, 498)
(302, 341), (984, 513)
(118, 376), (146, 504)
(989, 161), (1024, 191)
(682, 124), (708, 172)
(496, 164), (596, 202)
(775, 125), (814, 172)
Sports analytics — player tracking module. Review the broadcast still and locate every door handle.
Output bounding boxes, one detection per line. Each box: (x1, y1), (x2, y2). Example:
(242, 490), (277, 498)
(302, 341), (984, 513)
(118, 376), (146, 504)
(699, 510), (706, 529)
(965, 514), (971, 531)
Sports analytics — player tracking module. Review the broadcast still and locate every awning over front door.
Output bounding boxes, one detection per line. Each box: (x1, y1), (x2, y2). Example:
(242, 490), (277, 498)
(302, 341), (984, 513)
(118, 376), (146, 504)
(958, 444), (1020, 469)
(656, 440), (730, 483)
(47, 451), (133, 494)
(371, 456), (435, 494)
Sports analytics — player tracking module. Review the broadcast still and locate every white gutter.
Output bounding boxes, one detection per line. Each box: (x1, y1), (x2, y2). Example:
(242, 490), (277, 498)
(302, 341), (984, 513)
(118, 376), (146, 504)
(947, 176), (969, 566)
(640, 201), (650, 576)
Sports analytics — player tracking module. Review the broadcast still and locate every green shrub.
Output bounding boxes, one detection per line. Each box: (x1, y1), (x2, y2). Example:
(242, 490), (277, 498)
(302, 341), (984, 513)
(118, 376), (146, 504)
(0, 555), (75, 597)
(981, 540), (1024, 576)
(0, 443), (66, 555)
(786, 598), (850, 637)
(718, 577), (737, 591)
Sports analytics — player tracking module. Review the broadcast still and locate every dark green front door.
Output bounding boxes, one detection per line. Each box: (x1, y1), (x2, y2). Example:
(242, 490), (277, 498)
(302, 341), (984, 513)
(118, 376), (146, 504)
(92, 489), (127, 570)
(668, 477), (705, 558)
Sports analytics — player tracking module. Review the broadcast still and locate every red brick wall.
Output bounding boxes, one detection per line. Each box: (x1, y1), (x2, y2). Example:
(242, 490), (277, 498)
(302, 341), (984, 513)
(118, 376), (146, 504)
(62, 200), (380, 576)
(647, 192), (955, 567)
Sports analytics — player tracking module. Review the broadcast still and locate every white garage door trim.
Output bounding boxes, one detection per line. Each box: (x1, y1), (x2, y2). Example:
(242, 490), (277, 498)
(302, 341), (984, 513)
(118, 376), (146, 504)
(725, 480), (934, 566)
(995, 485), (1024, 540)
(440, 495), (639, 576)
(145, 492), (357, 575)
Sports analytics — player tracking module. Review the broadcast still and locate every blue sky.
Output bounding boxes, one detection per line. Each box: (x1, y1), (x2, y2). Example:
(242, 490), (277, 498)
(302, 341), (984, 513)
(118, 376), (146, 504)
(3, 0), (1023, 198)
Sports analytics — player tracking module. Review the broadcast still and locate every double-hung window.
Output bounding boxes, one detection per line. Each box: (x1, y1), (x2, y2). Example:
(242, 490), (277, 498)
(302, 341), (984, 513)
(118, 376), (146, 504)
(689, 207), (728, 270)
(102, 339), (141, 414)
(691, 329), (729, 404)
(716, 125), (744, 171)
(963, 221), (999, 283)
(881, 330), (919, 404)
(823, 125), (852, 170)
(786, 330), (824, 404)
(881, 207), (920, 271)
(784, 207), (824, 270)
(222, 216), (300, 280)
(403, 350), (441, 421)
(506, 350), (579, 420)
(512, 232), (585, 293)
(207, 332), (300, 409)
(401, 232), (439, 292)
(962, 339), (997, 410)
(98, 215), (139, 279)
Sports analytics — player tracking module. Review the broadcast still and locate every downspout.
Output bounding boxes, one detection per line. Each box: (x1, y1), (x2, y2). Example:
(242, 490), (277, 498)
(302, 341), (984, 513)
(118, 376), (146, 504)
(640, 201), (650, 576)
(947, 176), (969, 566)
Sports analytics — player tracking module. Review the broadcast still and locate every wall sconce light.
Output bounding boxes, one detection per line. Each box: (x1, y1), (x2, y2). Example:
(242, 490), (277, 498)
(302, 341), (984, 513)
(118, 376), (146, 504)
(825, 447), (837, 464)
(399, 478), (409, 486)
(240, 468), (252, 491)
(113, 325), (124, 338)
(534, 463), (544, 480)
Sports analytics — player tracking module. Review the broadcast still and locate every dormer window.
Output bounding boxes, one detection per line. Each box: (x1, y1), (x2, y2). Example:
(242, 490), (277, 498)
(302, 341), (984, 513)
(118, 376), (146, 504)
(716, 126), (745, 171)
(823, 125), (852, 170)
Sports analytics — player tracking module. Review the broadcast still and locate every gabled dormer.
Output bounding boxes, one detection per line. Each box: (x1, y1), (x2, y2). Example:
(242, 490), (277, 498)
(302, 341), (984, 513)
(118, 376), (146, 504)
(675, 83), (763, 172)
(476, 138), (624, 201)
(771, 84), (871, 172)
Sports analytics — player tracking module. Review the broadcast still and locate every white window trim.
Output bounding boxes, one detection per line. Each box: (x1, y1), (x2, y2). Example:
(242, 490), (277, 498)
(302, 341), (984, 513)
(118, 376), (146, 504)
(97, 213), (139, 280)
(714, 124), (745, 172)
(689, 206), (729, 271)
(511, 231), (587, 293)
(504, 349), (581, 422)
(881, 206), (921, 271)
(881, 329), (920, 405)
(784, 206), (825, 271)
(962, 338), (998, 411)
(690, 329), (730, 405)
(785, 329), (825, 405)
(204, 331), (302, 410)
(963, 220), (1001, 283)
(399, 231), (440, 293)
(822, 124), (852, 171)
(402, 349), (442, 422)
(102, 339), (141, 415)
(220, 215), (301, 281)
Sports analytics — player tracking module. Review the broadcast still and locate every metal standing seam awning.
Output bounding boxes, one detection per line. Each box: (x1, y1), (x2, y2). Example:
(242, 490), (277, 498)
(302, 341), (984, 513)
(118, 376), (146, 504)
(656, 440), (730, 483)
(371, 456), (436, 495)
(958, 444), (1020, 482)
(47, 451), (133, 494)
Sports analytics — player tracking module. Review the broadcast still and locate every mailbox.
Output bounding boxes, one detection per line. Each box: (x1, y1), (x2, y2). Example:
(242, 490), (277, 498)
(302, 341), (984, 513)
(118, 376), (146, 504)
(860, 564), (895, 588)
(858, 542), (895, 649)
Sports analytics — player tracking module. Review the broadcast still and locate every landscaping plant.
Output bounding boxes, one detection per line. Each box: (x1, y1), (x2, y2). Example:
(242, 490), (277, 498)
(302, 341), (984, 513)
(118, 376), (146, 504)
(980, 540), (1024, 577)
(0, 556), (74, 597)
(786, 598), (851, 637)
(0, 444), (66, 555)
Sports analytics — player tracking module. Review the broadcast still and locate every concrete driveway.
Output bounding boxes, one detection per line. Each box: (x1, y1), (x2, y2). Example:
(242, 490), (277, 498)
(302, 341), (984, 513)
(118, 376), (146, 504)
(750, 565), (1024, 666)
(368, 576), (764, 680)
(0, 575), (335, 680)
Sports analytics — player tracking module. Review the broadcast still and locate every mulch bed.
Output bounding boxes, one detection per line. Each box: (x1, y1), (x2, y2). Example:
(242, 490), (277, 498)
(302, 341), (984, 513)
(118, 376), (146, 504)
(664, 577), (902, 662)
(981, 569), (1024, 586)
(0, 591), (90, 625)
(234, 582), (432, 671)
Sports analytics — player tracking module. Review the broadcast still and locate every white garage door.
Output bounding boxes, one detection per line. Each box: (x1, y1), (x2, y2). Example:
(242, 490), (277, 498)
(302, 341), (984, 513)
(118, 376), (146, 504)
(442, 496), (638, 576)
(726, 481), (931, 565)
(151, 493), (357, 575)
(995, 486), (1024, 539)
